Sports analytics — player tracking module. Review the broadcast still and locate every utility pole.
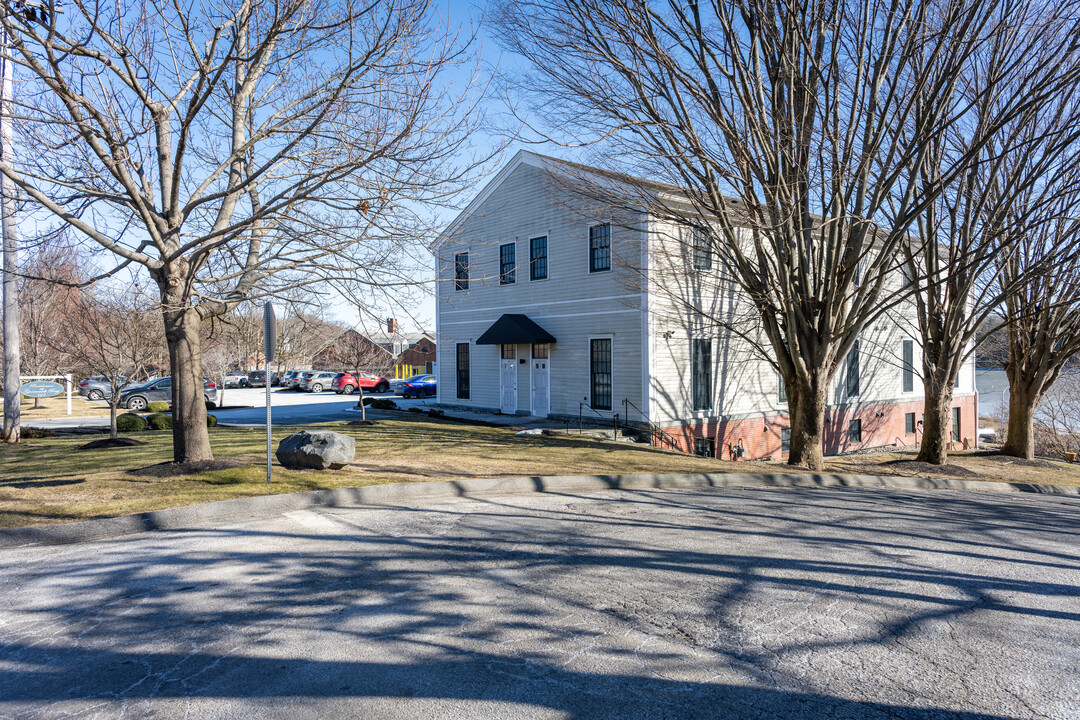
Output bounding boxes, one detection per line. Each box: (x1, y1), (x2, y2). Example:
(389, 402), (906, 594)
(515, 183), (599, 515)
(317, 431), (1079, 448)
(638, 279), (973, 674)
(1, 19), (20, 443)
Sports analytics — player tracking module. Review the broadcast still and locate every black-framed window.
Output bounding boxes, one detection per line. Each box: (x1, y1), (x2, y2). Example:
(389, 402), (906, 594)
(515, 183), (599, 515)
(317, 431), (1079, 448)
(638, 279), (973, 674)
(454, 252), (469, 291)
(955, 368), (961, 389)
(849, 418), (862, 443)
(902, 339), (914, 393)
(590, 338), (612, 410)
(589, 224), (611, 272)
(694, 437), (715, 458)
(847, 341), (860, 398)
(499, 243), (516, 284)
(692, 227), (712, 271)
(692, 338), (712, 410)
(781, 428), (791, 454)
(905, 412), (916, 434)
(456, 343), (469, 399)
(530, 235), (547, 281)
(952, 407), (961, 442)
(778, 372), (787, 404)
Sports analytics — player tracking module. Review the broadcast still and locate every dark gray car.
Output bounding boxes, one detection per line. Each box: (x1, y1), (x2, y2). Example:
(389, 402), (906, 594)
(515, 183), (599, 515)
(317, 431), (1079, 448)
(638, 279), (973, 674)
(119, 377), (218, 411)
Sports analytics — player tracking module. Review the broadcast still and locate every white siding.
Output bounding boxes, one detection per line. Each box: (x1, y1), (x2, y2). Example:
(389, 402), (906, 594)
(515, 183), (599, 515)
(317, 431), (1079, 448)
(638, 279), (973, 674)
(435, 158), (647, 416)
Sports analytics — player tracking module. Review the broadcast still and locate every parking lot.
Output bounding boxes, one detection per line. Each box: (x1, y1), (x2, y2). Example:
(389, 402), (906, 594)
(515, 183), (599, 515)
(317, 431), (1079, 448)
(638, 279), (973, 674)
(211, 386), (431, 426)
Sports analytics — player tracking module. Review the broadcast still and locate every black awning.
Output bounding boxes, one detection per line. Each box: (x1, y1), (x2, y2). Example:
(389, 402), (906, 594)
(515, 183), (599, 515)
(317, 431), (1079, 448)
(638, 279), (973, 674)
(476, 314), (557, 345)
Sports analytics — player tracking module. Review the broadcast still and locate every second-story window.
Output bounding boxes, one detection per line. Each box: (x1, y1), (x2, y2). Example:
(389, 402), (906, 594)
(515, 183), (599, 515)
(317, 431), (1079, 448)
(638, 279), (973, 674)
(589, 223), (610, 272)
(530, 235), (548, 281)
(454, 252), (469, 291)
(692, 227), (712, 271)
(500, 242), (516, 284)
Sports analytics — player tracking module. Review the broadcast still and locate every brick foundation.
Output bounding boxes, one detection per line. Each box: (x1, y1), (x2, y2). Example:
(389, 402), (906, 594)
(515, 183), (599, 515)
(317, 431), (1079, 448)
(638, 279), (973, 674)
(660, 395), (978, 461)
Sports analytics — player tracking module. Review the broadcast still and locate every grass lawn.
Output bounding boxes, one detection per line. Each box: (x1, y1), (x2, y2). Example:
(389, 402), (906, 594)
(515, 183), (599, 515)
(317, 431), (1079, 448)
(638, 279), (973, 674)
(0, 394), (112, 420)
(0, 416), (738, 529)
(2, 414), (1076, 530)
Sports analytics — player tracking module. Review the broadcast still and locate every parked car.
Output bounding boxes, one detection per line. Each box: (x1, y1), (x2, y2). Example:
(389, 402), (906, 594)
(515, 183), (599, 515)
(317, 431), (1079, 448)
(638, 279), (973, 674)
(118, 377), (218, 411)
(298, 371), (338, 393)
(77, 376), (127, 401)
(246, 370), (280, 388)
(223, 371), (249, 388)
(283, 370), (305, 389)
(401, 374), (436, 399)
(332, 371), (390, 395)
(390, 377), (408, 396)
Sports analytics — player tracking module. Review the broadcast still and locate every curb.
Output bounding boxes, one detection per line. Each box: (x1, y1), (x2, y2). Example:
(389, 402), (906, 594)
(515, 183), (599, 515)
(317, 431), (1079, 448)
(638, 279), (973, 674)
(1, 472), (1077, 550)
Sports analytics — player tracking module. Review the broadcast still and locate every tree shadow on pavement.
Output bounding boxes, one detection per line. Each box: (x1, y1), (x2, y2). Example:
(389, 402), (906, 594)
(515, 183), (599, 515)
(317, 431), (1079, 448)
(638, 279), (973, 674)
(0, 486), (1076, 718)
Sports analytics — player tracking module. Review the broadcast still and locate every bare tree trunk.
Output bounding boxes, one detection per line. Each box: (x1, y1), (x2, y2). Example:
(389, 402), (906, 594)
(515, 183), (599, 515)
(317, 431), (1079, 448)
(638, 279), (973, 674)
(787, 377), (827, 471)
(161, 296), (212, 463)
(109, 398), (118, 440)
(918, 384), (953, 464)
(1002, 381), (1040, 460)
(355, 383), (367, 421)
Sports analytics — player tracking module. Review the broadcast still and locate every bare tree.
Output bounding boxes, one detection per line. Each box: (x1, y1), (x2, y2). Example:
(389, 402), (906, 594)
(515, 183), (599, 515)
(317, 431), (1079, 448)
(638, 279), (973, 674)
(491, 0), (1079, 469)
(55, 282), (163, 438)
(319, 327), (392, 420)
(1, 0), (485, 462)
(997, 186), (1080, 459)
(901, 52), (1080, 464)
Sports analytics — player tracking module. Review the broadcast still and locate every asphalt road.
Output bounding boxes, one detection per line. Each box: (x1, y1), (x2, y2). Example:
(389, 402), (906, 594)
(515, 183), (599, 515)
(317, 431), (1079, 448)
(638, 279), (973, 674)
(1, 486), (1077, 719)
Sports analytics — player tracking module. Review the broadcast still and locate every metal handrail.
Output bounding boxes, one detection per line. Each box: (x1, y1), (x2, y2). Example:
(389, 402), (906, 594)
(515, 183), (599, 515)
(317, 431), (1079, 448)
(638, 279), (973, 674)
(579, 398), (619, 439)
(620, 397), (679, 450)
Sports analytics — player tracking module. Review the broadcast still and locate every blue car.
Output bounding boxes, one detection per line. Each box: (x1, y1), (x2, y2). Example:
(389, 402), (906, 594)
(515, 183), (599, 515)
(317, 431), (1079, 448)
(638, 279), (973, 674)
(401, 374), (436, 399)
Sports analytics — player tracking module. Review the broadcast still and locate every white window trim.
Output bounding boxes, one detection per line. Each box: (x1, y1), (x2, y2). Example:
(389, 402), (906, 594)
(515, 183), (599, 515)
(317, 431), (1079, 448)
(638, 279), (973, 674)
(588, 222), (613, 274)
(528, 232), (550, 282)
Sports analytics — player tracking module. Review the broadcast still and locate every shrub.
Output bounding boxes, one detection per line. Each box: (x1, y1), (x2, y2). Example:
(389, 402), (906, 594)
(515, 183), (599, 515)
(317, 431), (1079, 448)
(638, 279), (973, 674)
(407, 407), (423, 413)
(22, 427), (53, 439)
(206, 414), (218, 427)
(205, 400), (217, 411)
(116, 413), (148, 432)
(146, 413), (173, 430)
(146, 401), (170, 413)
(427, 409), (444, 418)
(368, 398), (397, 410)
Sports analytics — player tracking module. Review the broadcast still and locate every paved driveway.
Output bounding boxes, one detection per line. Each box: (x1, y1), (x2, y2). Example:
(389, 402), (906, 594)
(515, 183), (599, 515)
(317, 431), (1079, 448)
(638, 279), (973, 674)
(1, 487), (1077, 719)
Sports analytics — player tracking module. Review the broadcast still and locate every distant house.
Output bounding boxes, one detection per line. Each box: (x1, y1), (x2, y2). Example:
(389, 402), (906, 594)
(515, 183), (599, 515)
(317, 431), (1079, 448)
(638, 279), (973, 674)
(312, 320), (436, 375)
(433, 150), (977, 460)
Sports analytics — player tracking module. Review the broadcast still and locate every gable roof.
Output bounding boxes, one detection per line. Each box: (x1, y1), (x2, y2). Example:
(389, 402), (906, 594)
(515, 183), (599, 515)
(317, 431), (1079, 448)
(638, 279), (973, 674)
(433, 150), (681, 252)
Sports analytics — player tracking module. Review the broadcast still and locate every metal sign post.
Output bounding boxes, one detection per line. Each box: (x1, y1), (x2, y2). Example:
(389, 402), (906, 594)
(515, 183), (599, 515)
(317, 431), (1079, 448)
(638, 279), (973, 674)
(264, 301), (276, 483)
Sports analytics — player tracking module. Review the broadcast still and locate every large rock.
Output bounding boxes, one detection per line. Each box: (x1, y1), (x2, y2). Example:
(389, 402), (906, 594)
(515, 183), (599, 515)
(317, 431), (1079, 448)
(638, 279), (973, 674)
(275, 430), (355, 470)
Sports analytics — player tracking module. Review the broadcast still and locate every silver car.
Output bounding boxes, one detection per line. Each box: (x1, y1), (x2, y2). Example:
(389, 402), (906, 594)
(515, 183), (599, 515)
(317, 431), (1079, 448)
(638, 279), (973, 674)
(77, 376), (127, 400)
(298, 371), (338, 393)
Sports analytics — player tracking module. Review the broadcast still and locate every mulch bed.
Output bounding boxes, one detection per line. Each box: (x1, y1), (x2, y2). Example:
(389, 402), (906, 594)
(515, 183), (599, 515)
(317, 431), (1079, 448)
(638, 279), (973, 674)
(347, 419), (379, 426)
(128, 459), (247, 478)
(973, 452), (1058, 469)
(78, 437), (146, 450)
(881, 459), (981, 478)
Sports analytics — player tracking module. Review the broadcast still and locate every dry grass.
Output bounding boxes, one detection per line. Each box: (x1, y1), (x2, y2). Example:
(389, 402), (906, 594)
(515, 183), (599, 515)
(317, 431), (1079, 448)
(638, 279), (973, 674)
(3, 416), (1076, 530)
(0, 394), (113, 420)
(823, 450), (1080, 487)
(0, 417), (737, 529)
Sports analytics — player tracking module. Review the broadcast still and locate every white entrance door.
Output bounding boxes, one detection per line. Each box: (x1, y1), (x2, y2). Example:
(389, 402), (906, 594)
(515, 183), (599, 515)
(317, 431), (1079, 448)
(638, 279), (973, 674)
(500, 345), (517, 414)
(531, 344), (550, 417)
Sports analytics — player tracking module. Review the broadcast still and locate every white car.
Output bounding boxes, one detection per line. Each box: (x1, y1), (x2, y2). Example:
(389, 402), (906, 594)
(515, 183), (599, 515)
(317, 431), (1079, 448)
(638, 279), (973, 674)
(223, 371), (248, 388)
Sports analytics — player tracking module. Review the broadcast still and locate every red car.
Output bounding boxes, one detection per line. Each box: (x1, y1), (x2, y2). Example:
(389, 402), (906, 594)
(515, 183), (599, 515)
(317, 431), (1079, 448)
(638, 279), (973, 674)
(332, 371), (390, 395)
